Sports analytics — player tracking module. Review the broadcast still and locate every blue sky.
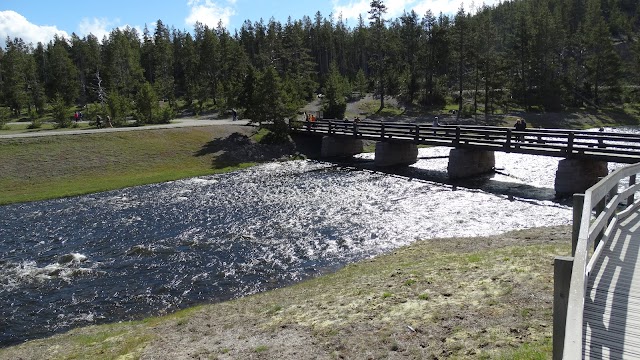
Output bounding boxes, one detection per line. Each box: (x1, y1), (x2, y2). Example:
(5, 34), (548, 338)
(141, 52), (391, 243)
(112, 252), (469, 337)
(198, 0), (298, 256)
(0, 0), (500, 47)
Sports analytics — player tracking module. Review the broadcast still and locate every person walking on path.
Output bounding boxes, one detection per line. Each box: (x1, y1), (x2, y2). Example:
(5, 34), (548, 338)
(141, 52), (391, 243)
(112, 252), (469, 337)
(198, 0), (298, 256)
(232, 109), (238, 121)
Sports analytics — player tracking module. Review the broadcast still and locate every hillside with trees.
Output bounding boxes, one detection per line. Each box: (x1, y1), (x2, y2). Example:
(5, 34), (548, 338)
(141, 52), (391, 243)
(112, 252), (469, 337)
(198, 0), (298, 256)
(1, 0), (639, 128)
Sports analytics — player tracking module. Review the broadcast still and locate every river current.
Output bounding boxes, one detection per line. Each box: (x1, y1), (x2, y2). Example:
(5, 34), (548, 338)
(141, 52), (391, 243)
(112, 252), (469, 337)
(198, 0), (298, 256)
(0, 133), (627, 346)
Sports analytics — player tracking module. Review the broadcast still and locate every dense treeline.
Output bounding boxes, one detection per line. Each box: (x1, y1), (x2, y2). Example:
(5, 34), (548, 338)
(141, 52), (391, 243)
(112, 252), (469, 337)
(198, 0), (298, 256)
(1, 0), (640, 127)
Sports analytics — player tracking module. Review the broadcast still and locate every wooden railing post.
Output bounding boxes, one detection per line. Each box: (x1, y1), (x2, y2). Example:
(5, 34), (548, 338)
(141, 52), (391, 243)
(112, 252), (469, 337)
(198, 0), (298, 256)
(629, 174), (636, 206)
(553, 256), (574, 360)
(328, 121), (333, 134)
(567, 132), (574, 156)
(352, 122), (358, 137)
(595, 191), (606, 251)
(455, 127), (461, 146)
(506, 129), (512, 149)
(414, 125), (420, 142)
(381, 123), (386, 139)
(572, 194), (585, 257)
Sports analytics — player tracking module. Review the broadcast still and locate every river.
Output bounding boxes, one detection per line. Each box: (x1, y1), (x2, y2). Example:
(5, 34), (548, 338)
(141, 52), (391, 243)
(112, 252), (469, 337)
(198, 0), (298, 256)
(0, 138), (623, 346)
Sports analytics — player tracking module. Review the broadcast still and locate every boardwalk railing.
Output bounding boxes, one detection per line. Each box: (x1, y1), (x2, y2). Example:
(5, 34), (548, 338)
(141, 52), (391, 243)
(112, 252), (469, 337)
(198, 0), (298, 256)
(290, 119), (640, 163)
(558, 162), (640, 359)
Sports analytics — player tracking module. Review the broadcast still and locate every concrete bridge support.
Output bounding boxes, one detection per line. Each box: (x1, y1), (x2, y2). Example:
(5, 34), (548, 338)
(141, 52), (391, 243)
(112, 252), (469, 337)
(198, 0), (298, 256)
(320, 136), (364, 158)
(447, 149), (495, 179)
(374, 142), (419, 167)
(555, 159), (608, 196)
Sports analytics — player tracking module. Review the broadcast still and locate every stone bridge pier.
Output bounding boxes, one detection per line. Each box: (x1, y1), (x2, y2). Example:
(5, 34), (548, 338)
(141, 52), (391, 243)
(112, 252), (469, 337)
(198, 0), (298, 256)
(320, 136), (364, 158)
(374, 142), (418, 167)
(447, 149), (495, 179)
(555, 159), (609, 196)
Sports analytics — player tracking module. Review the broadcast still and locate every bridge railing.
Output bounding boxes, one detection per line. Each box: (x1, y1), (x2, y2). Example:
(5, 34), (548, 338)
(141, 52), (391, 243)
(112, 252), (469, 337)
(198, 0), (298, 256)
(290, 119), (640, 163)
(556, 162), (640, 359)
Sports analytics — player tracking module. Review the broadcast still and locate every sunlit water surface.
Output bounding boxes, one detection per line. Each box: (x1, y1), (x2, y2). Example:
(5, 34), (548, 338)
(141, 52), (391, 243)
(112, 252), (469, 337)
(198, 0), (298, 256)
(0, 131), (631, 345)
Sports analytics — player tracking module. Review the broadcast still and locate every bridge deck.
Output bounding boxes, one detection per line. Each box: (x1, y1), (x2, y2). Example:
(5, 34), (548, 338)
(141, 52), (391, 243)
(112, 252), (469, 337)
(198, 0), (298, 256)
(583, 211), (640, 358)
(292, 120), (640, 164)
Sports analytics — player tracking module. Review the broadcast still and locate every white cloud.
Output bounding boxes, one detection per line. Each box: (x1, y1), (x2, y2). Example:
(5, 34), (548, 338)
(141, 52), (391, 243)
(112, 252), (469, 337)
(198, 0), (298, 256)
(77, 19), (143, 42)
(185, 0), (236, 28)
(385, 0), (420, 18)
(332, 0), (370, 22)
(77, 17), (113, 41)
(0, 10), (69, 47)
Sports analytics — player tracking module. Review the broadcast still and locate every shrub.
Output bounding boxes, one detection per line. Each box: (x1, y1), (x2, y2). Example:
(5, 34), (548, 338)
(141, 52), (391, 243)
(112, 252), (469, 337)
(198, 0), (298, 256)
(51, 95), (72, 128)
(0, 107), (9, 129)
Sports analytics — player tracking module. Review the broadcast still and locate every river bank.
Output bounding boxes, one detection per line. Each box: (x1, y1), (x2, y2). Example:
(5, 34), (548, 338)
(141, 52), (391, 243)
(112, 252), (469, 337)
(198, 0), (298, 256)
(0, 224), (571, 359)
(0, 124), (295, 205)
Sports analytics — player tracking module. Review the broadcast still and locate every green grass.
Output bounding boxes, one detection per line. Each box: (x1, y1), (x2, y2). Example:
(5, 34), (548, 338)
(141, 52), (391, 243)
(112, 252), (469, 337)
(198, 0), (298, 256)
(359, 100), (404, 117)
(251, 127), (271, 143)
(0, 126), (256, 205)
(254, 345), (269, 353)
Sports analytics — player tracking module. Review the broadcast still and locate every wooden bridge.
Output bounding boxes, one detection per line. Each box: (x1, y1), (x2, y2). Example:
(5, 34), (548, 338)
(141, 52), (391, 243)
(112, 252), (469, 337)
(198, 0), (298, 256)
(552, 162), (640, 359)
(291, 119), (640, 164)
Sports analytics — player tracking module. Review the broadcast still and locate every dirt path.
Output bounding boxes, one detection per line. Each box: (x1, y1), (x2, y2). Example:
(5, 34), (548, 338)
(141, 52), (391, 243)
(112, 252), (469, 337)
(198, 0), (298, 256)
(0, 118), (252, 139)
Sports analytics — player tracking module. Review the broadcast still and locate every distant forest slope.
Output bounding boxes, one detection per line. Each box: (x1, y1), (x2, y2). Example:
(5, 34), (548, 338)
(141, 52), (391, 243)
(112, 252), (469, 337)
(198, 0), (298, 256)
(1, 0), (639, 126)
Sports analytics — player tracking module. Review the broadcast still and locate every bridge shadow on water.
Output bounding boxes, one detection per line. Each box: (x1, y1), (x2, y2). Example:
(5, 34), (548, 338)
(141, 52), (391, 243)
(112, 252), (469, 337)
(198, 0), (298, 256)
(325, 156), (572, 208)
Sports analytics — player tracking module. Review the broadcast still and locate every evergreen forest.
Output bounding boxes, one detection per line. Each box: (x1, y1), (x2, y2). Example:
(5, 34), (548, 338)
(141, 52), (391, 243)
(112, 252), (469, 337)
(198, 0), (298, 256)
(1, 0), (640, 127)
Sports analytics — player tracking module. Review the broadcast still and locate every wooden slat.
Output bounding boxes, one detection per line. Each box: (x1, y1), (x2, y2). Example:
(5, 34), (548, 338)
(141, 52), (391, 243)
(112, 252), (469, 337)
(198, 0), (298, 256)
(582, 212), (640, 359)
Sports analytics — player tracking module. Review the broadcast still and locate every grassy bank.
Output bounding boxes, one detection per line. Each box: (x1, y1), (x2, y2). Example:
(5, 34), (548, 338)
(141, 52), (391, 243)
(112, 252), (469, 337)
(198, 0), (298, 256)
(0, 126), (256, 205)
(0, 225), (571, 359)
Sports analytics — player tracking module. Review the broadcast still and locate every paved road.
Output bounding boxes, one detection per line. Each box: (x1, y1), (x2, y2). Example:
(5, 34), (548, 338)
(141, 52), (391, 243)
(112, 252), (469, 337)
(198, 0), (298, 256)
(0, 118), (252, 139)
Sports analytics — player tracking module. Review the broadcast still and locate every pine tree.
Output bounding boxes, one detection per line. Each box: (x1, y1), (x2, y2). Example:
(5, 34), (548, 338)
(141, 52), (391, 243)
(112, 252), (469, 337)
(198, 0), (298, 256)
(368, 0), (388, 111)
(102, 27), (144, 97)
(585, 0), (623, 105)
(1, 38), (31, 116)
(399, 10), (421, 103)
(323, 62), (347, 119)
(135, 81), (159, 124)
(354, 69), (368, 98)
(46, 36), (79, 105)
(452, 4), (469, 121)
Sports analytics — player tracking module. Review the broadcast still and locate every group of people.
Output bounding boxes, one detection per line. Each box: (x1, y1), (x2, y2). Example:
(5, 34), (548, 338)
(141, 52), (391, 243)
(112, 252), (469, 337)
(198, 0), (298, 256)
(95, 115), (113, 129)
(304, 112), (317, 122)
(513, 118), (527, 142)
(73, 111), (83, 123)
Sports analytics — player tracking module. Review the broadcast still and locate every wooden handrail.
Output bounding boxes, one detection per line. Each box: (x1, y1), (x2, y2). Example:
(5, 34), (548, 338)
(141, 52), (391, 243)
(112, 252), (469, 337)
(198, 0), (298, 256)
(561, 162), (640, 359)
(290, 119), (640, 163)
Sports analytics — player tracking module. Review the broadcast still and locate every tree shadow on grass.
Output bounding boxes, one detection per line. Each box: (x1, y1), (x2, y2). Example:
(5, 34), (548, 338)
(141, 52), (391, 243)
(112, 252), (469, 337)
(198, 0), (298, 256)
(195, 132), (295, 169)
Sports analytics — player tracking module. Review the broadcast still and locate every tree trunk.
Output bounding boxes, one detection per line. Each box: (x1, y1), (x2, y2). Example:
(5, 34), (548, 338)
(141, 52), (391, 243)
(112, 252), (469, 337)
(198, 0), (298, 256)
(457, 28), (463, 123)
(484, 62), (489, 122)
(473, 63), (479, 124)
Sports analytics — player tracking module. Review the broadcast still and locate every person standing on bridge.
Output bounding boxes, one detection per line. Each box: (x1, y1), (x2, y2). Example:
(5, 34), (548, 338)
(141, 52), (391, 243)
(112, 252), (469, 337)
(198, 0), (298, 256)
(433, 116), (439, 135)
(514, 119), (526, 142)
